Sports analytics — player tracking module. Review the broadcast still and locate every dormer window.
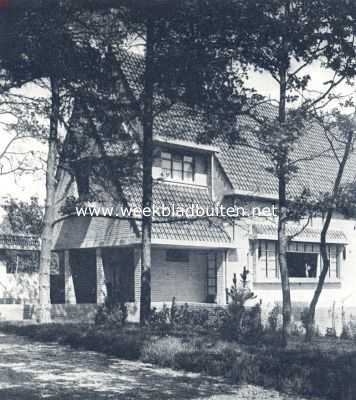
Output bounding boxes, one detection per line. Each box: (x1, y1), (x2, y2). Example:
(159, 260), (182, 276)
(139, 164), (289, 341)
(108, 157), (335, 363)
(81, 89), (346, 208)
(161, 151), (194, 182)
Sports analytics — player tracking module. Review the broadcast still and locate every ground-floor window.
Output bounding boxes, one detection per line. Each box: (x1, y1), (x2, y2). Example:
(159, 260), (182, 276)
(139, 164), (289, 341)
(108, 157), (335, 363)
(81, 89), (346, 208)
(287, 252), (318, 278)
(254, 240), (342, 281)
(207, 252), (217, 302)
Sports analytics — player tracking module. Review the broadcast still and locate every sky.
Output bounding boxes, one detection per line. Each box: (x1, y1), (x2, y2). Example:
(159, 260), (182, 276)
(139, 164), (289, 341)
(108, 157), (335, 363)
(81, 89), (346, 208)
(0, 59), (353, 203)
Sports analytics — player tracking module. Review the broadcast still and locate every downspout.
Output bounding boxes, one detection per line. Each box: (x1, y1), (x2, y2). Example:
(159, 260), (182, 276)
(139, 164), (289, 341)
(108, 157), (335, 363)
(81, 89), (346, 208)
(224, 249), (228, 304)
(210, 153), (215, 201)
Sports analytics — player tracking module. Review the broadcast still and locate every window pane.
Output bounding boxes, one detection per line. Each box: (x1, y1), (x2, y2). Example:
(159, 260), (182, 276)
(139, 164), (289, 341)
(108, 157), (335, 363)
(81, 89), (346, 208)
(172, 154), (183, 179)
(173, 154), (183, 163)
(161, 152), (171, 160)
(287, 252), (318, 278)
(161, 158), (172, 178)
(184, 171), (193, 181)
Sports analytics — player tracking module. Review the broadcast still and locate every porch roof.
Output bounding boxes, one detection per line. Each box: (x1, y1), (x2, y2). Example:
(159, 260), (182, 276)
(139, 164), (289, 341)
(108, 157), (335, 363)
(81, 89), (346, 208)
(52, 216), (233, 250)
(0, 234), (40, 250)
(53, 182), (232, 250)
(251, 223), (348, 244)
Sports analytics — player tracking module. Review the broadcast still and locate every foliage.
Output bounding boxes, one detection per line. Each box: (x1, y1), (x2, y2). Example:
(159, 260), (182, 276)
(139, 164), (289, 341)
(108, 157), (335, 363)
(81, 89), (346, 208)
(300, 307), (310, 332)
(5, 197), (43, 236)
(95, 299), (127, 328)
(340, 315), (356, 340)
(149, 304), (172, 336)
(223, 271), (260, 341)
(268, 303), (282, 332)
(0, 322), (142, 360)
(141, 336), (196, 367)
(4, 322), (356, 399)
(149, 299), (229, 336)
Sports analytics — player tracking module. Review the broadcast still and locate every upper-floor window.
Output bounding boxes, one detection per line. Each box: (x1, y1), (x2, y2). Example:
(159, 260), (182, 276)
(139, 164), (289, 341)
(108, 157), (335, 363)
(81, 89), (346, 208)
(161, 151), (194, 182)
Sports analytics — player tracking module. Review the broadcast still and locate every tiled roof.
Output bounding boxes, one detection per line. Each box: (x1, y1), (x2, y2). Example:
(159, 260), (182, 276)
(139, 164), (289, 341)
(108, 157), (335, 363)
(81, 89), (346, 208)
(117, 51), (209, 144)
(0, 234), (40, 250)
(125, 182), (231, 244)
(119, 50), (356, 199)
(54, 181), (232, 249)
(252, 223), (348, 244)
(217, 115), (356, 198)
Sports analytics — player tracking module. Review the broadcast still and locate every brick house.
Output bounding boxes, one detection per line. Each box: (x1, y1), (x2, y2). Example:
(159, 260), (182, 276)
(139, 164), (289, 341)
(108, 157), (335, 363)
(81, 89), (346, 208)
(51, 51), (356, 331)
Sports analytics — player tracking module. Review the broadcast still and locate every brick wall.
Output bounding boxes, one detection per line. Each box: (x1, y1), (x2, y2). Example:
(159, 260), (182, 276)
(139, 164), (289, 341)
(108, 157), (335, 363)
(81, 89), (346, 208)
(151, 249), (208, 303)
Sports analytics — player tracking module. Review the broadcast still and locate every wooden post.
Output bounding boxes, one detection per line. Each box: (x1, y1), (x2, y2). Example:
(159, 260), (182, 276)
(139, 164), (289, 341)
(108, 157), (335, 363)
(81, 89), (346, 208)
(96, 248), (106, 304)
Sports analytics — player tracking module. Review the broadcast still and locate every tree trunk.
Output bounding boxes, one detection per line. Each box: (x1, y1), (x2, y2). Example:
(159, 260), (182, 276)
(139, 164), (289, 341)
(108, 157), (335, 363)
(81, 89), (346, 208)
(38, 76), (60, 323)
(140, 20), (154, 325)
(305, 225), (329, 341)
(305, 129), (353, 341)
(278, 65), (292, 346)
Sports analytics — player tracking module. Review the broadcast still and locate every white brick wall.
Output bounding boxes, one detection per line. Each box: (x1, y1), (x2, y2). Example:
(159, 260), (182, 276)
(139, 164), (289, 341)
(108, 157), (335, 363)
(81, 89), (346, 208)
(151, 249), (208, 302)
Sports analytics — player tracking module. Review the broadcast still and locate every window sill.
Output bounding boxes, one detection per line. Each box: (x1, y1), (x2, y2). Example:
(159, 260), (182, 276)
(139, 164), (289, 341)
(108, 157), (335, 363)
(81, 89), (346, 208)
(254, 277), (341, 284)
(155, 178), (207, 188)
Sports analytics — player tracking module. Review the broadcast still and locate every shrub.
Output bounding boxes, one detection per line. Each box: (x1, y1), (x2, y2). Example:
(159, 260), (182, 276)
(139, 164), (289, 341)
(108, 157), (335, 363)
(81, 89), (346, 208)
(95, 300), (127, 328)
(222, 272), (260, 342)
(141, 336), (196, 367)
(268, 304), (282, 332)
(340, 315), (356, 340)
(174, 348), (238, 377)
(149, 304), (171, 335)
(149, 300), (229, 335)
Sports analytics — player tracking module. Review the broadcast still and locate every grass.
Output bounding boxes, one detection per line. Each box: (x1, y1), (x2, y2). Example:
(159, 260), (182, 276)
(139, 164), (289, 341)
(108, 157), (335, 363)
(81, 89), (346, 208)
(2, 321), (356, 399)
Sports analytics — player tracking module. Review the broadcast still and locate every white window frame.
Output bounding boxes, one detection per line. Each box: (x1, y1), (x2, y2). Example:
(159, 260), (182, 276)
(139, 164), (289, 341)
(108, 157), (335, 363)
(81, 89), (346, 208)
(160, 150), (195, 183)
(253, 239), (342, 283)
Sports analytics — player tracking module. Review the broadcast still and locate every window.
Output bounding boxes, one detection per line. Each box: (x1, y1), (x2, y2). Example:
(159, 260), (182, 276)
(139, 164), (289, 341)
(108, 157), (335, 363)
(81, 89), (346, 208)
(161, 150), (194, 182)
(287, 252), (318, 278)
(5, 250), (39, 274)
(257, 240), (278, 279)
(166, 249), (189, 263)
(255, 240), (342, 281)
(207, 252), (217, 301)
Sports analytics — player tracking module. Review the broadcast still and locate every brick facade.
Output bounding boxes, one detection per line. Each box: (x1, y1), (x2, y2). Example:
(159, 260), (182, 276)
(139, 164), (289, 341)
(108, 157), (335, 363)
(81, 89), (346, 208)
(151, 249), (209, 303)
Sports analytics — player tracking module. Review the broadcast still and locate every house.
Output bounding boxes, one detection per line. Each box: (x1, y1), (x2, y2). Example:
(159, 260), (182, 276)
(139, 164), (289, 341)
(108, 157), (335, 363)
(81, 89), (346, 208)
(51, 51), (356, 332)
(0, 202), (40, 320)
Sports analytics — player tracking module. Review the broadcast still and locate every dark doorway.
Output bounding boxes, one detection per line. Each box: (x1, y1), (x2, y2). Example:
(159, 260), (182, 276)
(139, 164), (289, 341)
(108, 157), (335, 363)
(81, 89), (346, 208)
(69, 249), (97, 303)
(102, 248), (135, 304)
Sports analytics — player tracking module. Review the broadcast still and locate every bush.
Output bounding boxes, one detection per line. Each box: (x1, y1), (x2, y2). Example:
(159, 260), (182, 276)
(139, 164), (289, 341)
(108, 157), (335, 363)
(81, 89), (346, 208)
(268, 304), (282, 332)
(173, 348), (237, 377)
(95, 300), (127, 328)
(340, 315), (356, 340)
(221, 272), (260, 342)
(141, 336), (196, 367)
(230, 347), (356, 400)
(149, 304), (171, 335)
(149, 300), (229, 335)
